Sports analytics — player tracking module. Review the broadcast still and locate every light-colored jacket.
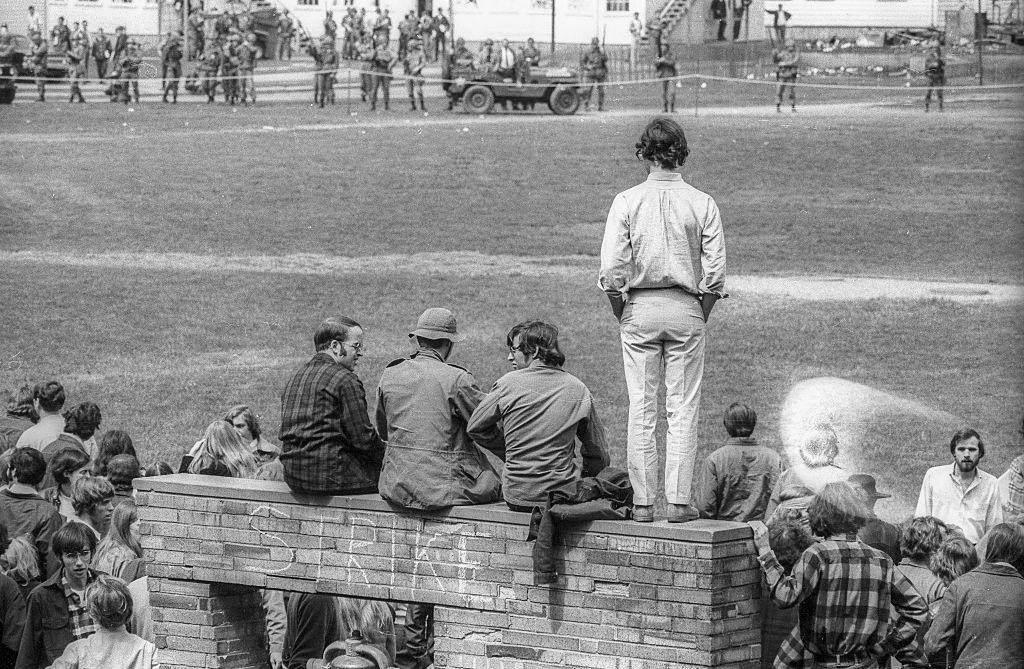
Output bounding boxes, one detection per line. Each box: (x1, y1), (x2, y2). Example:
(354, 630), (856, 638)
(45, 626), (156, 669)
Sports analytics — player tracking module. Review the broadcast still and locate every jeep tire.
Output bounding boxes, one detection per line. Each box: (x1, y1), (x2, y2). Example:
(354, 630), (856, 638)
(463, 84), (495, 114)
(548, 85), (580, 115)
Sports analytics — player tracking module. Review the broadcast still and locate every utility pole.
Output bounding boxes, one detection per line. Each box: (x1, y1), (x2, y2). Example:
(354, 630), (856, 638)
(551, 0), (556, 56)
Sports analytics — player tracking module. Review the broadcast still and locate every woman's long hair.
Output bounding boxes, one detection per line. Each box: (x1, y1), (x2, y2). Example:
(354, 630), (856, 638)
(96, 499), (143, 562)
(189, 420), (258, 479)
(2, 536), (41, 585)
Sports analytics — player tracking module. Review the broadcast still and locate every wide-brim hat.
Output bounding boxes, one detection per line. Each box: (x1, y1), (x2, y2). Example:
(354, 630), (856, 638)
(409, 308), (466, 343)
(847, 474), (890, 499)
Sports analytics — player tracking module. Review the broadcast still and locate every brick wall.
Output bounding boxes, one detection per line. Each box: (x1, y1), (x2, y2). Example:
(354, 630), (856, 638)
(135, 474), (760, 669)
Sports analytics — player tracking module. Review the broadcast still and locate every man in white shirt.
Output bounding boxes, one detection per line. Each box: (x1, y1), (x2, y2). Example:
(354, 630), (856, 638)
(915, 428), (1002, 543)
(598, 117), (726, 524)
(15, 381), (66, 450)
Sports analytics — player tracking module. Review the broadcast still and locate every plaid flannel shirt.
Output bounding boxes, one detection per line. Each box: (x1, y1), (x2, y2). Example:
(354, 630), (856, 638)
(279, 352), (385, 495)
(61, 573), (98, 640)
(1005, 454), (1024, 516)
(759, 536), (927, 668)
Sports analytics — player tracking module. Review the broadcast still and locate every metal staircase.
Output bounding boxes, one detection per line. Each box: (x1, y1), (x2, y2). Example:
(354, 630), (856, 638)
(658, 0), (699, 37)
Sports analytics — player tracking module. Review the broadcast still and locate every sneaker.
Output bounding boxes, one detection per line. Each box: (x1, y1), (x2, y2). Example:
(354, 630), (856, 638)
(632, 505), (654, 523)
(667, 504), (699, 524)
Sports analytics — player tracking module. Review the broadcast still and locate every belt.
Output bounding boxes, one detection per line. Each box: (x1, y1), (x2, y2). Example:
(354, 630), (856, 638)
(811, 650), (873, 668)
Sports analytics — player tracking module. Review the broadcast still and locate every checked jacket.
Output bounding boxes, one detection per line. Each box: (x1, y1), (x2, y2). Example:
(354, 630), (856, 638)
(279, 352), (385, 495)
(759, 536), (928, 668)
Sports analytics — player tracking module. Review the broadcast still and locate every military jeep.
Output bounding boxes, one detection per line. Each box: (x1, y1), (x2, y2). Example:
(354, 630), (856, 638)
(443, 64), (585, 115)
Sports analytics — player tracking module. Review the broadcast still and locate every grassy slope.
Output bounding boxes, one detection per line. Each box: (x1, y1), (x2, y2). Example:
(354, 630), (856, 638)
(1, 103), (1022, 514)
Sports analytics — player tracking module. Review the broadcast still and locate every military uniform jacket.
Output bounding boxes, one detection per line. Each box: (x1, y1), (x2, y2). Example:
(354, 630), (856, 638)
(370, 46), (394, 72)
(91, 37), (110, 61)
(925, 53), (944, 81)
(775, 49), (798, 78)
(376, 348), (502, 511)
(67, 44), (87, 75)
(30, 41), (48, 70)
(200, 50), (221, 74)
(237, 43), (256, 71)
(581, 48), (608, 78)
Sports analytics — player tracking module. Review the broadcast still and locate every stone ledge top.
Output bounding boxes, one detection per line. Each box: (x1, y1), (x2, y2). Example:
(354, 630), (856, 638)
(135, 474), (753, 543)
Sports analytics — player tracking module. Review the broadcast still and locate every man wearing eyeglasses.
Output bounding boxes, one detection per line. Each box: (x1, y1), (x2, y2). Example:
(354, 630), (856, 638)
(467, 321), (610, 511)
(279, 316), (385, 496)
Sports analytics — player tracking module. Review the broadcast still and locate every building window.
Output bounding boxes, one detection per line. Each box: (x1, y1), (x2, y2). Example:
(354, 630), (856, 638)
(607, 0), (629, 11)
(297, 0), (319, 5)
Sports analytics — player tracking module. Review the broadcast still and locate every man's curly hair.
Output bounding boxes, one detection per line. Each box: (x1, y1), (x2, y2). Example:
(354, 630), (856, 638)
(634, 117), (690, 168)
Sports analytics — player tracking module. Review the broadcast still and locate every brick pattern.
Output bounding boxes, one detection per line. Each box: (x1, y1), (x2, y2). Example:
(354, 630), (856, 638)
(148, 578), (269, 669)
(136, 477), (760, 669)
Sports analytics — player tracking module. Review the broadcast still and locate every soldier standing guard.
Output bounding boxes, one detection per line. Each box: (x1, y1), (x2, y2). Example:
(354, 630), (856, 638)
(404, 35), (426, 112)
(316, 36), (338, 107)
(924, 45), (944, 112)
(187, 8), (205, 60)
(655, 44), (678, 112)
(91, 28), (110, 80)
(277, 9), (293, 60)
(773, 39), (798, 112)
(67, 36), (87, 102)
(162, 34), (183, 103)
(221, 34), (241, 105)
(30, 31), (48, 101)
(580, 37), (609, 111)
(200, 39), (221, 103)
(119, 39), (142, 104)
(369, 35), (396, 111)
(238, 33), (257, 105)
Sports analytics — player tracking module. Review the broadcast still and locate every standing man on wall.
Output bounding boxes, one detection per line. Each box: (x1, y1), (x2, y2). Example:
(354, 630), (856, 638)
(628, 12), (644, 70)
(598, 117), (727, 523)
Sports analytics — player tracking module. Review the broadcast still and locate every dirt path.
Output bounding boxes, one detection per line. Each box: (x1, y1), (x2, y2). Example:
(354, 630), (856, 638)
(3, 249), (1020, 303)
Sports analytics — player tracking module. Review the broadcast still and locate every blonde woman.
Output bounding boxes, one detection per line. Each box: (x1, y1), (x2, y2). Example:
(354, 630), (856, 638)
(181, 421), (258, 479)
(95, 499), (144, 582)
(2, 535), (41, 599)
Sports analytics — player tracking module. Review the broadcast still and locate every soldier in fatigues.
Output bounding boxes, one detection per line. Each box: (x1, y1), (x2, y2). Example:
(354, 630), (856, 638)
(277, 9), (293, 60)
(369, 35), (396, 111)
(91, 28), (110, 80)
(924, 45), (944, 112)
(580, 37), (608, 111)
(67, 36), (87, 102)
(404, 35), (426, 112)
(773, 39), (798, 112)
(30, 31), (48, 101)
(655, 44), (678, 112)
(238, 33), (258, 105)
(317, 36), (338, 107)
(162, 33), (183, 103)
(119, 39), (141, 104)
(200, 39), (221, 103)
(221, 34), (241, 105)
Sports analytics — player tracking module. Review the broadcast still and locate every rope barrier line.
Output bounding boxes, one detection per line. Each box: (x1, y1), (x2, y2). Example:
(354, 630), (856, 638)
(12, 67), (1024, 91)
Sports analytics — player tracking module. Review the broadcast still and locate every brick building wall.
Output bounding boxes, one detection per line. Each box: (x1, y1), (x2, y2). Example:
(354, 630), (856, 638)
(136, 474), (761, 669)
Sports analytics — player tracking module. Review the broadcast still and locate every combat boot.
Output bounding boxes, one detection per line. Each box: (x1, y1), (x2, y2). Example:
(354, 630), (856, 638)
(410, 99), (416, 111)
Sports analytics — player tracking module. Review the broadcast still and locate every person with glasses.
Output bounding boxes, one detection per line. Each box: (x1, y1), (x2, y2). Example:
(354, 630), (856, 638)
(17, 522), (101, 668)
(279, 316), (385, 496)
(467, 321), (610, 512)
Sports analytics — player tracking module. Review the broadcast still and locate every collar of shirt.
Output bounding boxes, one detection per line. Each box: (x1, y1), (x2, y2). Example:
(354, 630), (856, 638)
(646, 172), (682, 182)
(946, 462), (982, 495)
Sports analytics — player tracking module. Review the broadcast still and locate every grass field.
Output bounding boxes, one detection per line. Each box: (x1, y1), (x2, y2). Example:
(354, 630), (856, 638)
(1, 94), (1022, 519)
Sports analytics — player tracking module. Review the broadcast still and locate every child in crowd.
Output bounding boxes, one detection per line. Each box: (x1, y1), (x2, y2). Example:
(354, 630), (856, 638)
(45, 574), (156, 669)
(95, 500), (144, 583)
